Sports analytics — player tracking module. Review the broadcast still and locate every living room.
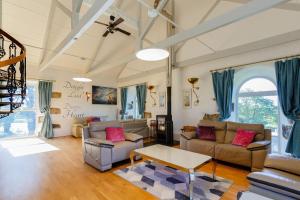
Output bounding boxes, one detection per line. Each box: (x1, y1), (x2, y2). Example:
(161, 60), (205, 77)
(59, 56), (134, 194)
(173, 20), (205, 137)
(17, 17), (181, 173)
(0, 0), (300, 199)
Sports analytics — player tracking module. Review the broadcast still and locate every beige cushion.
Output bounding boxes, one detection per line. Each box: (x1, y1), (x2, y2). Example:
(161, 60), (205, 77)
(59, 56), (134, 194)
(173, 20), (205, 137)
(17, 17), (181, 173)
(187, 139), (216, 157)
(198, 120), (226, 143)
(89, 130), (106, 139)
(112, 141), (136, 163)
(225, 122), (265, 144)
(215, 144), (251, 167)
(125, 132), (143, 142)
(265, 154), (300, 176)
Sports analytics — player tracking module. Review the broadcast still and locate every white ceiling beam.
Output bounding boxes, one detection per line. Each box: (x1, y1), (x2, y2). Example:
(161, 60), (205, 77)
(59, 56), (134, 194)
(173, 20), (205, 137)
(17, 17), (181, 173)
(56, 0), (72, 17)
(39, 0), (115, 72)
(223, 0), (300, 12)
(87, 0), (287, 76)
(72, 0), (83, 28)
(176, 29), (300, 68)
(138, 0), (169, 41)
(39, 0), (57, 65)
(153, 0), (288, 49)
(175, 0), (221, 53)
(119, 29), (300, 81)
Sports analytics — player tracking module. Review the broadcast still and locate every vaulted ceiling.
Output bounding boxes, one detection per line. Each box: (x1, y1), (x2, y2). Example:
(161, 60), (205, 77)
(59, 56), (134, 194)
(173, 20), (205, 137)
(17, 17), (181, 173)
(2, 0), (300, 80)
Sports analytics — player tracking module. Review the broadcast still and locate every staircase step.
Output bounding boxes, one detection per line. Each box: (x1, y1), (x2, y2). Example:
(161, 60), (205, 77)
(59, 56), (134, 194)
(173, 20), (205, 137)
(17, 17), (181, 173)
(0, 111), (12, 114)
(0, 102), (21, 106)
(0, 93), (22, 98)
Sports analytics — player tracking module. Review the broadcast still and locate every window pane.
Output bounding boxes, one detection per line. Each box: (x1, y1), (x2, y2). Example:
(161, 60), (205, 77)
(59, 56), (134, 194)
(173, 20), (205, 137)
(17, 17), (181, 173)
(239, 78), (276, 93)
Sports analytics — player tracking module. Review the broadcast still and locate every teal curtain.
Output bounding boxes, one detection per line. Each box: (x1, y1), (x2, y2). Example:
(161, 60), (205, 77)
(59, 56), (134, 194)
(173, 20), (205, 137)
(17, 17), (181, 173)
(212, 69), (235, 121)
(120, 87), (128, 119)
(38, 81), (54, 139)
(136, 84), (147, 118)
(275, 58), (300, 158)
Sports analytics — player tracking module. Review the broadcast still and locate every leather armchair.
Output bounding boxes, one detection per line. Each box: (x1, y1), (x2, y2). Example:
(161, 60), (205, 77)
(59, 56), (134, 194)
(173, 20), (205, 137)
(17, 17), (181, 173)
(82, 121), (143, 171)
(247, 154), (300, 200)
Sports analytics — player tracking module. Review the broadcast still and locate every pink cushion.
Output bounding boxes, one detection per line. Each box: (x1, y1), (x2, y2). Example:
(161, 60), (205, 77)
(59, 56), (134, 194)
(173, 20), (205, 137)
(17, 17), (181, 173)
(105, 127), (125, 142)
(232, 128), (256, 147)
(196, 126), (216, 141)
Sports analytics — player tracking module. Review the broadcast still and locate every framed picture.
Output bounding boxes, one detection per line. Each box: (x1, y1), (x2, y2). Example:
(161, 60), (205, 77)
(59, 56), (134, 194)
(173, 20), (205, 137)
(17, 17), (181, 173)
(158, 92), (166, 108)
(92, 86), (117, 105)
(183, 89), (192, 108)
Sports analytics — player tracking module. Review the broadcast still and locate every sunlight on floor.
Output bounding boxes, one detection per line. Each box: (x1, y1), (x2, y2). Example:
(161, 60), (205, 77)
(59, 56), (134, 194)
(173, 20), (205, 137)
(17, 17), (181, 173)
(0, 138), (59, 157)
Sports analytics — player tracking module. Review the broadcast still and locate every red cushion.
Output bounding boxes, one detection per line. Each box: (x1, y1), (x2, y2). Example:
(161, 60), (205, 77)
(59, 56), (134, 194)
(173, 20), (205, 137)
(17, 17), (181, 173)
(232, 128), (256, 147)
(105, 127), (125, 142)
(197, 126), (216, 141)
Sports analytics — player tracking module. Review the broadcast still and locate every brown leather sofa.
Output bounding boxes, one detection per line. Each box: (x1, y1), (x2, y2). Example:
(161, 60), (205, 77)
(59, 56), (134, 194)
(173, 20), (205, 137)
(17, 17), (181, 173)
(247, 154), (300, 200)
(180, 120), (271, 171)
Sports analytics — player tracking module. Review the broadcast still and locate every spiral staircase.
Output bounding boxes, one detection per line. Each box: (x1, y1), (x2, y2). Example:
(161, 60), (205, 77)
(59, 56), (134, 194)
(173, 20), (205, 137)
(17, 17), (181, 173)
(0, 29), (27, 119)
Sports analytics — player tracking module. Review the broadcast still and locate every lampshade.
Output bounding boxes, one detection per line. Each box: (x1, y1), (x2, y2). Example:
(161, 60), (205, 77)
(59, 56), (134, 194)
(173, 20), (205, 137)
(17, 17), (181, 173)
(72, 77), (92, 82)
(136, 48), (169, 61)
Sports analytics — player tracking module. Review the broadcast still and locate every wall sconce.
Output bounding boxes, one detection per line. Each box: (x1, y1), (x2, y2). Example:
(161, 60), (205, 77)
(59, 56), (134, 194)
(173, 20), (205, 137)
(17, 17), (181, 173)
(147, 85), (157, 106)
(188, 78), (200, 105)
(85, 92), (91, 102)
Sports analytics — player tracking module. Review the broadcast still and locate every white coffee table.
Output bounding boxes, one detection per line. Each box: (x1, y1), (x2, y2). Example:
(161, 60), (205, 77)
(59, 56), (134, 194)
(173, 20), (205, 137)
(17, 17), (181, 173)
(238, 191), (273, 200)
(130, 144), (216, 200)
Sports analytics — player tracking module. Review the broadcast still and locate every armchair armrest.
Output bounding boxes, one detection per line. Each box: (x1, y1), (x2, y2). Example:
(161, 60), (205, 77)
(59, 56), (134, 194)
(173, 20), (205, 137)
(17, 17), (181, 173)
(84, 138), (114, 148)
(264, 154), (300, 175)
(180, 131), (196, 140)
(247, 140), (271, 151)
(125, 132), (143, 142)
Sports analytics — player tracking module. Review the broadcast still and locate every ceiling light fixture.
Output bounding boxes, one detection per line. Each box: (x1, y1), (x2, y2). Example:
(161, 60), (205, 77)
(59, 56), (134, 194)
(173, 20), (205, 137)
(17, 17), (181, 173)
(136, 48), (169, 61)
(72, 77), (92, 82)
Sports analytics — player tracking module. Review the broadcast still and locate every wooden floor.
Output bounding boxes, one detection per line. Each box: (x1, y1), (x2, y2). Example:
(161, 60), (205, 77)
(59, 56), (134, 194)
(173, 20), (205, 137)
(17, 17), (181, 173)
(0, 136), (250, 200)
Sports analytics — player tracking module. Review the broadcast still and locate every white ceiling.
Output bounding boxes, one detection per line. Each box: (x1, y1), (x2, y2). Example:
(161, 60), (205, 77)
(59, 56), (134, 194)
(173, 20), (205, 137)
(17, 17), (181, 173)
(2, 0), (300, 79)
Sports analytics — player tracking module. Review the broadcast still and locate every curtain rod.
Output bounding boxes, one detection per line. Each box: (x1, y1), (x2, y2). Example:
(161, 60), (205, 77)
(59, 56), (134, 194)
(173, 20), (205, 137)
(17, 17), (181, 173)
(210, 53), (300, 73)
(120, 82), (147, 88)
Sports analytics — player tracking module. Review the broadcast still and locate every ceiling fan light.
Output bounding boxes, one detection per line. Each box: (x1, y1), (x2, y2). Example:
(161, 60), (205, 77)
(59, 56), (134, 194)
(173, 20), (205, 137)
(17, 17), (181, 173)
(136, 48), (169, 61)
(72, 77), (92, 82)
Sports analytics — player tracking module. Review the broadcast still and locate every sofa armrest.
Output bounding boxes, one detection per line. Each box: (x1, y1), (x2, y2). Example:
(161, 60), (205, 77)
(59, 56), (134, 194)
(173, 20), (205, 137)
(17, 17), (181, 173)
(84, 138), (114, 148)
(125, 132), (143, 142)
(247, 140), (271, 151)
(264, 154), (300, 176)
(180, 131), (196, 140)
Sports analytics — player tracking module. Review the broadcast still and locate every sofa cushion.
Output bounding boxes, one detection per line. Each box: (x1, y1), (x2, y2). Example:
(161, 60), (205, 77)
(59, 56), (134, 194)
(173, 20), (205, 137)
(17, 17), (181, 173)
(198, 120), (226, 143)
(197, 126), (216, 141)
(232, 128), (256, 147)
(247, 168), (300, 199)
(106, 127), (125, 142)
(89, 121), (121, 132)
(187, 139), (216, 157)
(112, 141), (136, 163)
(90, 130), (106, 140)
(215, 144), (251, 167)
(225, 122), (264, 144)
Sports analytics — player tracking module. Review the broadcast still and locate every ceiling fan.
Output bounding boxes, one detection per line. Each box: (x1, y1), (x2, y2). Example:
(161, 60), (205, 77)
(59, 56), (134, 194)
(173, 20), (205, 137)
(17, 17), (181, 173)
(95, 15), (131, 37)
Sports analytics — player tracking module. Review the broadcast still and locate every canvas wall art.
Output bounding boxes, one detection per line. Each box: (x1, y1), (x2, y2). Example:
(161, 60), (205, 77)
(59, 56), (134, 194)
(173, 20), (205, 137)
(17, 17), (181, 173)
(183, 89), (192, 108)
(92, 86), (117, 105)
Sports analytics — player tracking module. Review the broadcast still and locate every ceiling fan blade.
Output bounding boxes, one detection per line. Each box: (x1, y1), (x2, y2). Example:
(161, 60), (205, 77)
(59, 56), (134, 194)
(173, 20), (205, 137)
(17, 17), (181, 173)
(102, 30), (110, 37)
(154, 0), (160, 9)
(95, 21), (109, 26)
(115, 28), (131, 36)
(111, 18), (124, 27)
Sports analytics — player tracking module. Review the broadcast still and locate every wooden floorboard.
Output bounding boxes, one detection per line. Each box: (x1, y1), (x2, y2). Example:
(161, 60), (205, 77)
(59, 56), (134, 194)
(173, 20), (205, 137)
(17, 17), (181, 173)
(0, 136), (250, 200)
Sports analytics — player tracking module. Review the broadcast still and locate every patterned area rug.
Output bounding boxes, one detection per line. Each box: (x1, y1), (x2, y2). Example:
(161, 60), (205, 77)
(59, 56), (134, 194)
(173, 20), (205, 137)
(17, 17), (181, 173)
(114, 161), (232, 200)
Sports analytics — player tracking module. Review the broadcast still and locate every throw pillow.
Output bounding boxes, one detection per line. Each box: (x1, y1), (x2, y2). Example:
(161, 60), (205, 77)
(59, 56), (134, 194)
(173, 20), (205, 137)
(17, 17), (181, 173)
(232, 128), (256, 147)
(197, 126), (216, 141)
(105, 127), (125, 142)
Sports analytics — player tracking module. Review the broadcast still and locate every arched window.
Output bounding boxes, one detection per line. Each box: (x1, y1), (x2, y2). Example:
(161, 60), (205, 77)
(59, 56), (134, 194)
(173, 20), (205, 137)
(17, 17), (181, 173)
(237, 78), (279, 152)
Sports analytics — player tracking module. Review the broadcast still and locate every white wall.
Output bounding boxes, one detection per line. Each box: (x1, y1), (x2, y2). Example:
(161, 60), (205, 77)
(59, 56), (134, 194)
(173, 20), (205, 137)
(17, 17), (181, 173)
(27, 66), (118, 137)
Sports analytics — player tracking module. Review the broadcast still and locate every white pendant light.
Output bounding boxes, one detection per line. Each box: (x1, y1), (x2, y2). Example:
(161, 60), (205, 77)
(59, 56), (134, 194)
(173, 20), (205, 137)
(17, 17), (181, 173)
(136, 48), (169, 61)
(72, 77), (92, 82)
